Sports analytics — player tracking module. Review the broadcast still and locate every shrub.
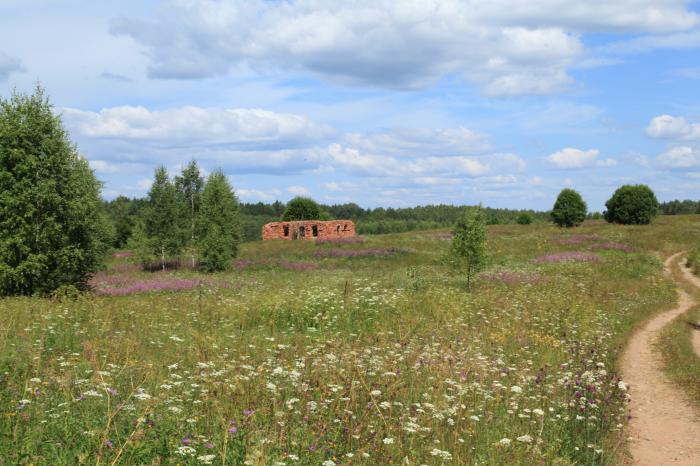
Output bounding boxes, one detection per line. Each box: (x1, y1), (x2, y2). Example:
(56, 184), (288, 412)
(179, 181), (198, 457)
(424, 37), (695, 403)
(551, 189), (587, 228)
(517, 212), (533, 225)
(0, 86), (109, 295)
(604, 184), (659, 225)
(282, 197), (321, 221)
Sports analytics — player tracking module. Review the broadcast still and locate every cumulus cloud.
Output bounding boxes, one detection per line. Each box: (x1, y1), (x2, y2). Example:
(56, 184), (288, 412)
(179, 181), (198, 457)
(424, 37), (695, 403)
(109, 0), (697, 96)
(646, 114), (700, 140)
(344, 127), (491, 157)
(328, 143), (525, 177)
(66, 103), (526, 184)
(547, 148), (600, 168)
(287, 185), (312, 196)
(63, 105), (334, 149)
(0, 51), (23, 81)
(237, 188), (282, 202)
(658, 145), (700, 168)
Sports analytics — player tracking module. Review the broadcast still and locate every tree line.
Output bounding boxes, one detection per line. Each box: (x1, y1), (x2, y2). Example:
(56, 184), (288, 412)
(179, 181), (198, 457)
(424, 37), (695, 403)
(104, 198), (552, 245)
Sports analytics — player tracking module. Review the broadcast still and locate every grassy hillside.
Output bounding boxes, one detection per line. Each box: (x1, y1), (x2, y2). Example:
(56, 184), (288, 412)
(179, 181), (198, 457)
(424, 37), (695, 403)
(1, 216), (699, 465)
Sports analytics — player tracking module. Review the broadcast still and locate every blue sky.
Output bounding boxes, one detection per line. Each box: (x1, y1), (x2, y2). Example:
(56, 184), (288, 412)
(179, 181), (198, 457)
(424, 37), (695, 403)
(1, 0), (700, 211)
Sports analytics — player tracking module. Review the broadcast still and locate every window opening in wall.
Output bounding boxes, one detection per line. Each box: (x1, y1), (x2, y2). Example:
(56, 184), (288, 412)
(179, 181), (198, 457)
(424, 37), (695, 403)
(312, 225), (318, 237)
(336, 225), (341, 233)
(283, 225), (289, 237)
(343, 224), (348, 231)
(299, 226), (306, 238)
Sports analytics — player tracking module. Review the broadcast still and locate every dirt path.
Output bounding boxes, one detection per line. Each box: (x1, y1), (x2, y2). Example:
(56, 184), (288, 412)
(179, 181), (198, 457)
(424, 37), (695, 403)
(621, 252), (700, 465)
(676, 258), (700, 359)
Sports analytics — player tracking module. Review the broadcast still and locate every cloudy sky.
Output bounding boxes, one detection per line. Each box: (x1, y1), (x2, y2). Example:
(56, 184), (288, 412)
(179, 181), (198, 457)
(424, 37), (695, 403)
(2, 0), (700, 210)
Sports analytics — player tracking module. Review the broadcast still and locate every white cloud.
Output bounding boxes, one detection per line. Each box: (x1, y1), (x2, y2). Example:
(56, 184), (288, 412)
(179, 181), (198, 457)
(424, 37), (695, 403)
(328, 143), (525, 177)
(89, 159), (148, 174)
(595, 158), (618, 167)
(646, 114), (700, 140)
(658, 145), (700, 168)
(63, 105), (334, 149)
(0, 51), (23, 81)
(237, 188), (282, 202)
(287, 185), (311, 197)
(547, 147), (600, 168)
(529, 176), (543, 185)
(109, 0), (697, 96)
(344, 127), (491, 157)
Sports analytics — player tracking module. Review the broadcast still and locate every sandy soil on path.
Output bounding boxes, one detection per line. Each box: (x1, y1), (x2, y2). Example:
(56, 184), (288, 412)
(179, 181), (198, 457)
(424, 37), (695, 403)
(621, 252), (700, 465)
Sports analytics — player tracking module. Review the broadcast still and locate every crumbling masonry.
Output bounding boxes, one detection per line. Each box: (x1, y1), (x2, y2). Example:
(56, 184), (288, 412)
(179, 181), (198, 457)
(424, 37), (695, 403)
(262, 220), (356, 241)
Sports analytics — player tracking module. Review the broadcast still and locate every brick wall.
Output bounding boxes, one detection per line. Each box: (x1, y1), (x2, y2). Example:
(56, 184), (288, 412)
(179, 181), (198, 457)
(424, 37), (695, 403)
(262, 220), (357, 241)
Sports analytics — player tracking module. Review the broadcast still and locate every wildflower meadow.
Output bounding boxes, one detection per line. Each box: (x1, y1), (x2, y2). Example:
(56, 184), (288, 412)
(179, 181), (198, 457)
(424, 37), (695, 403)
(1, 216), (699, 465)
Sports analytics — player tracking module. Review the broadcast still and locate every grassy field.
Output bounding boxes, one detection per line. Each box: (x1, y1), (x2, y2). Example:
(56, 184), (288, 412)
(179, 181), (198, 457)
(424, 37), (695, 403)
(1, 216), (700, 465)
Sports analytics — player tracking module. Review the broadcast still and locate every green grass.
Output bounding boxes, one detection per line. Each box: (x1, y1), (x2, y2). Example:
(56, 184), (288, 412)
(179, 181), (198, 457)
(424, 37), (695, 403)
(658, 305), (700, 407)
(1, 216), (699, 465)
(657, 252), (700, 411)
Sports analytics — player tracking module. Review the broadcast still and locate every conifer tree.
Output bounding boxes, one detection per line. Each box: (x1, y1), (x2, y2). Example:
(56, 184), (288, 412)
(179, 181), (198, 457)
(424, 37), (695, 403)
(0, 86), (108, 295)
(197, 170), (241, 272)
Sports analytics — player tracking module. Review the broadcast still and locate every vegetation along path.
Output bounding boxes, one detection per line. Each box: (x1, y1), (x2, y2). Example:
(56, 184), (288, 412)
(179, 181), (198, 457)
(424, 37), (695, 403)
(622, 252), (700, 465)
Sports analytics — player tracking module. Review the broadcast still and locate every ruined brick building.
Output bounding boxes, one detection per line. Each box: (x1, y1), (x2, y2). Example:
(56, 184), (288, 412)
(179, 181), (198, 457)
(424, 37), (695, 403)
(262, 220), (356, 241)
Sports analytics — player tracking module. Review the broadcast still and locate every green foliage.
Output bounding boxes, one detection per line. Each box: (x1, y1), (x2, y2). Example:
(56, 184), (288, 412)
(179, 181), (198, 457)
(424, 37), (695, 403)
(0, 86), (108, 295)
(604, 184), (659, 225)
(659, 199), (700, 215)
(174, 160), (204, 245)
(282, 196), (321, 221)
(197, 170), (241, 272)
(551, 188), (587, 228)
(450, 206), (487, 289)
(517, 212), (533, 225)
(142, 167), (184, 270)
(102, 195), (144, 248)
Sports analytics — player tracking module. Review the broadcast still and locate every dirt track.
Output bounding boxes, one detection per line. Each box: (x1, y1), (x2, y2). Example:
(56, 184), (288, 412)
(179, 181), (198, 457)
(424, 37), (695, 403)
(621, 252), (700, 465)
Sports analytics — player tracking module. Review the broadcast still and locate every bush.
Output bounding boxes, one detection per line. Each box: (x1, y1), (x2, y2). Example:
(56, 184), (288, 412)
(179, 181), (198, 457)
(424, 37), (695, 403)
(282, 197), (321, 221)
(604, 185), (659, 225)
(0, 86), (109, 295)
(517, 212), (533, 225)
(551, 189), (587, 228)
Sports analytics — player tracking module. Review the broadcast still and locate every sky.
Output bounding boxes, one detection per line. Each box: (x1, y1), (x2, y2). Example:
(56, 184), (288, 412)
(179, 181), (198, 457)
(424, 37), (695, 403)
(1, 0), (700, 211)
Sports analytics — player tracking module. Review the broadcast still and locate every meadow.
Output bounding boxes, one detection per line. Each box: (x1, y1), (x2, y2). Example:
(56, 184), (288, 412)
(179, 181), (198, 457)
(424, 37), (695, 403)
(2, 216), (700, 465)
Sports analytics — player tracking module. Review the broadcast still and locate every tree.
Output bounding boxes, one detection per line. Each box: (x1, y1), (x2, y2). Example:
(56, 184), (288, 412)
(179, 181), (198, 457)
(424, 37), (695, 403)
(142, 167), (182, 271)
(175, 160), (204, 266)
(197, 170), (241, 272)
(604, 185), (659, 225)
(517, 212), (533, 225)
(451, 206), (487, 290)
(551, 189), (587, 228)
(0, 86), (108, 295)
(282, 196), (321, 221)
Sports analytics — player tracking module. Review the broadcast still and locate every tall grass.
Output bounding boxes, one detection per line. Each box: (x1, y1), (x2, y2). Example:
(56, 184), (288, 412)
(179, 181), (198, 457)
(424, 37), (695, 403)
(0, 216), (698, 464)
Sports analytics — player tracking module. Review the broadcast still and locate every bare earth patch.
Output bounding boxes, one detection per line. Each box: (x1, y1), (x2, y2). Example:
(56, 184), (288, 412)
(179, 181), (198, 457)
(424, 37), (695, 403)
(621, 252), (700, 465)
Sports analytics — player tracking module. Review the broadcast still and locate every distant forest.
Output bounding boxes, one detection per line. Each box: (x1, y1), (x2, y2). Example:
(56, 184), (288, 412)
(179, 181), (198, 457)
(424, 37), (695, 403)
(102, 197), (700, 246)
